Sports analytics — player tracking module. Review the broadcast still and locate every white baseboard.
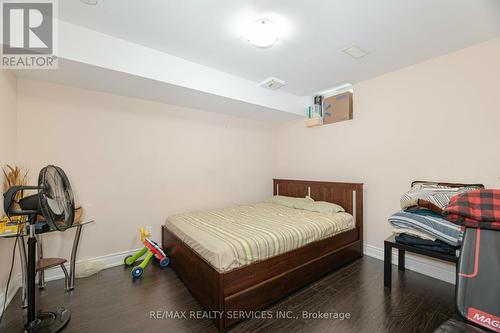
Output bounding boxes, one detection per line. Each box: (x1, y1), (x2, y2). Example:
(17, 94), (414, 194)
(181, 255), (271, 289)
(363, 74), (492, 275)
(42, 247), (142, 282)
(363, 243), (456, 284)
(0, 248), (141, 317)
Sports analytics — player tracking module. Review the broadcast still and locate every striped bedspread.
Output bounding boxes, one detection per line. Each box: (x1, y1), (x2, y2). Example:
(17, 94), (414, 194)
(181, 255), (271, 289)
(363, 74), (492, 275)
(166, 202), (355, 272)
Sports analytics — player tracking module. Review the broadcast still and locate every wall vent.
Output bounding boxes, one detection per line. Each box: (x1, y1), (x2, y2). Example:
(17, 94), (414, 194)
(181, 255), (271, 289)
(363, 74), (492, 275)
(342, 45), (368, 59)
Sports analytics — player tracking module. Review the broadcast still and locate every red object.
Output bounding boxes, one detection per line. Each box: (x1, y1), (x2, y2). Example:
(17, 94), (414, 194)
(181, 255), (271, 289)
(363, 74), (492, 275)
(144, 238), (167, 260)
(444, 189), (500, 230)
(467, 307), (500, 332)
(458, 229), (480, 278)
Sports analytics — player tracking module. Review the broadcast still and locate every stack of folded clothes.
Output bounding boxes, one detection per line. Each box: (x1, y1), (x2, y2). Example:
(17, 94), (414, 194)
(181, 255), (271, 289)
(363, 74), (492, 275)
(388, 182), (484, 255)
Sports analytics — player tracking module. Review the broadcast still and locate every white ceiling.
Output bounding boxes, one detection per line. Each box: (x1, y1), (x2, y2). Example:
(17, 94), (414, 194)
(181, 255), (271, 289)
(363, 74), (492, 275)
(60, 0), (500, 96)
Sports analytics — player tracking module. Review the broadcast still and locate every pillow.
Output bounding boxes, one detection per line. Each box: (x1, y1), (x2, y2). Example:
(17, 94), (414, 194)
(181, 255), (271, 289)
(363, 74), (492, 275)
(301, 201), (345, 215)
(266, 195), (313, 209)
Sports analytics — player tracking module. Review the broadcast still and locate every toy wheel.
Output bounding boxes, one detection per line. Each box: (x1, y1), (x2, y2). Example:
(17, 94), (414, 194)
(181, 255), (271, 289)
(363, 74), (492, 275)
(159, 257), (170, 268)
(131, 266), (143, 279)
(124, 255), (134, 266)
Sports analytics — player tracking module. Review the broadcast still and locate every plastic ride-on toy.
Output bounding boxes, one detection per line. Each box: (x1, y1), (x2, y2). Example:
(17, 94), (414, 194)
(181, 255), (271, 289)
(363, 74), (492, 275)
(124, 227), (170, 278)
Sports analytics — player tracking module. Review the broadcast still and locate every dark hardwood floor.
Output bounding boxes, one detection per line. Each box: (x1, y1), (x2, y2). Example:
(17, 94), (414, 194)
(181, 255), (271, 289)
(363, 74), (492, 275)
(1, 256), (458, 333)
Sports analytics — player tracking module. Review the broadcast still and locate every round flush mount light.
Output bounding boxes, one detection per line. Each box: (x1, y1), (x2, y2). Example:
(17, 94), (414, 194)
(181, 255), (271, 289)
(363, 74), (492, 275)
(245, 18), (280, 48)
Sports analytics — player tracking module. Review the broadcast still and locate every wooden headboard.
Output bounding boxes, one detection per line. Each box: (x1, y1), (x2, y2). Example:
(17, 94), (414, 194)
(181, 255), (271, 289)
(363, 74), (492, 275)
(273, 179), (364, 240)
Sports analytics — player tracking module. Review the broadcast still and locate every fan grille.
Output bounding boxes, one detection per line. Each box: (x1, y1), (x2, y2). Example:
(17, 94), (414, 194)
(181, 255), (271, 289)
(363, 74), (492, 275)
(38, 166), (75, 231)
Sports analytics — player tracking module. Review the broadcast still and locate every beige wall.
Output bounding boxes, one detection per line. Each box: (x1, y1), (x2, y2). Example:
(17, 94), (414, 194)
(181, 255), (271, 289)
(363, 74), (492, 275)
(274, 38), (500, 257)
(0, 70), (19, 294)
(16, 79), (276, 260)
(5, 38), (500, 288)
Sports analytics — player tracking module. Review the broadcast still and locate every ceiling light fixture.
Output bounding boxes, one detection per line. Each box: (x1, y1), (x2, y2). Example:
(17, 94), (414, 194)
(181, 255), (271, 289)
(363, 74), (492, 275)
(245, 18), (280, 48)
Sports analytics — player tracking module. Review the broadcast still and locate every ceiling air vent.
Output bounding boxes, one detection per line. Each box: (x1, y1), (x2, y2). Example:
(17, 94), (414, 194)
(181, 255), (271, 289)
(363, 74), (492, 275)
(259, 77), (286, 90)
(343, 45), (368, 59)
(80, 0), (98, 5)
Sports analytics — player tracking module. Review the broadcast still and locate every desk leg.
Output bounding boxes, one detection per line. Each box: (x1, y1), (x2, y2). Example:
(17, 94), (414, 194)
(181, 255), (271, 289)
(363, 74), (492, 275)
(18, 235), (28, 308)
(398, 249), (405, 271)
(384, 242), (392, 288)
(67, 224), (82, 291)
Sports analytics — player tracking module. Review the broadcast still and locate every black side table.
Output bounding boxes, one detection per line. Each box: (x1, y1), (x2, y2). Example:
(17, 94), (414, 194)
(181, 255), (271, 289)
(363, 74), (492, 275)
(384, 235), (458, 288)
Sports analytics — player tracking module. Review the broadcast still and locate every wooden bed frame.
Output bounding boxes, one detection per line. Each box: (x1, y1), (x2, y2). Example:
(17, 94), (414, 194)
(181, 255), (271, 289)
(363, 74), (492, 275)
(161, 179), (364, 331)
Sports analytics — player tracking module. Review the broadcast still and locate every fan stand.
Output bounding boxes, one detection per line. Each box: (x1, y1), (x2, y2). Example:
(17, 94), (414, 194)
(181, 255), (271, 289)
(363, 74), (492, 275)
(2, 166), (75, 333)
(5, 215), (70, 333)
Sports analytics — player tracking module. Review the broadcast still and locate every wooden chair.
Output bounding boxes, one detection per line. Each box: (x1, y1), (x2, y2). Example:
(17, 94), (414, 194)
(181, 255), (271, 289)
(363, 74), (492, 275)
(36, 234), (70, 290)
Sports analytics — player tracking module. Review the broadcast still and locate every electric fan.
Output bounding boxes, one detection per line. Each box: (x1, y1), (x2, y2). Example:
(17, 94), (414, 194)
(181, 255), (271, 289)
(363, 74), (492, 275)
(2, 165), (74, 333)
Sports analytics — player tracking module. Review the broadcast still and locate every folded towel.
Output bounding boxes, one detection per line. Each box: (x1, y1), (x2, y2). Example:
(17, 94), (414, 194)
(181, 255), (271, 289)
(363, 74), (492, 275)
(388, 209), (463, 246)
(391, 227), (436, 241)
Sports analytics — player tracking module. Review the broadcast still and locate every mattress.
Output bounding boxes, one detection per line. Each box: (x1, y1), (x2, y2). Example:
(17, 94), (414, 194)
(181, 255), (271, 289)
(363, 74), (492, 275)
(165, 202), (355, 272)
(388, 209), (463, 246)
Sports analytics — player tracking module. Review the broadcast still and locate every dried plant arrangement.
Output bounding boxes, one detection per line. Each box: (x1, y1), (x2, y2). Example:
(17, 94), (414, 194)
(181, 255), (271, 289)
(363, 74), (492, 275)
(2, 165), (29, 217)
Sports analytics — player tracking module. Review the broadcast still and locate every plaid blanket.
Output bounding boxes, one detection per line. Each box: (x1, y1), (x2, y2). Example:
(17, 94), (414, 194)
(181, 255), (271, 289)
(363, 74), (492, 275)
(443, 189), (500, 230)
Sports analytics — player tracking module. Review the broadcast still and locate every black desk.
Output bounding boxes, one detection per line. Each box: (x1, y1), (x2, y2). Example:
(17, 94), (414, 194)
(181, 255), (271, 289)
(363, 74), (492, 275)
(384, 235), (458, 288)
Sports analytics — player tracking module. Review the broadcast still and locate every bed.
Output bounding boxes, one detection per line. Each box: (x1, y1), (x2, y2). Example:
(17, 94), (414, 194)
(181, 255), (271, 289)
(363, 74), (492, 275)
(161, 179), (364, 331)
